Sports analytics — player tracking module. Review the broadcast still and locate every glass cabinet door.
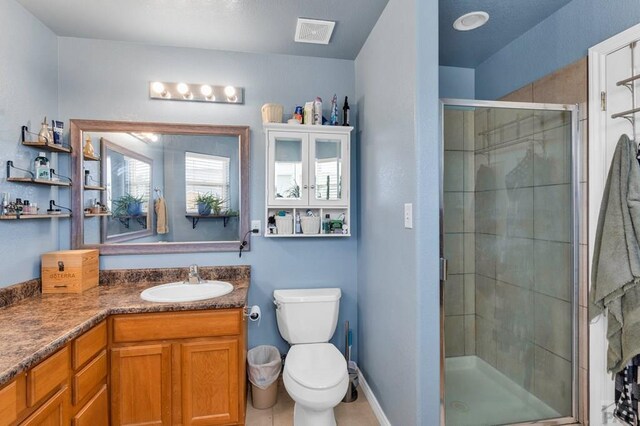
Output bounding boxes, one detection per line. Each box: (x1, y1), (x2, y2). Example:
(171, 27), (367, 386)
(268, 132), (308, 205)
(309, 134), (349, 206)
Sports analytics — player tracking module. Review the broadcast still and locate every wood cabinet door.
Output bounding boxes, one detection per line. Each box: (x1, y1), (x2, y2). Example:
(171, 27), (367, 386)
(111, 344), (171, 426)
(72, 385), (108, 426)
(20, 386), (68, 426)
(180, 339), (239, 426)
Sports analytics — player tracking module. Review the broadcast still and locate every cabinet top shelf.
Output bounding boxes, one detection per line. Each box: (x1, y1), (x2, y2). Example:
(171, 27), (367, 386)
(263, 123), (353, 133)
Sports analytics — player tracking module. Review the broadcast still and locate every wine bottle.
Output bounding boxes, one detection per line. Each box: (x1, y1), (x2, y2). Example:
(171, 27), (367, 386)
(342, 96), (350, 126)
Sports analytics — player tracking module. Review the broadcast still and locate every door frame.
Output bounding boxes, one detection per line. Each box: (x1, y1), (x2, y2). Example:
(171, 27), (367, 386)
(439, 98), (581, 426)
(588, 22), (640, 425)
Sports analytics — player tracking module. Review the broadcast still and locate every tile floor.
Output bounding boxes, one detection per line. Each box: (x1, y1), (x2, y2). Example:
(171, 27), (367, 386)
(245, 377), (380, 425)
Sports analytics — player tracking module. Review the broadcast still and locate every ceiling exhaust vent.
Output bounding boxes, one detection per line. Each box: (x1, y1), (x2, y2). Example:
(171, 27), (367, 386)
(294, 18), (336, 45)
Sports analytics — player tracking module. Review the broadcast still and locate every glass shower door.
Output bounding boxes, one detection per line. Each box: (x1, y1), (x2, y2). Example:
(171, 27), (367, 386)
(440, 101), (579, 425)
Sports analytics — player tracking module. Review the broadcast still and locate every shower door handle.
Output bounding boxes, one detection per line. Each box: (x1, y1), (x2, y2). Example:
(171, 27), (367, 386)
(440, 257), (448, 281)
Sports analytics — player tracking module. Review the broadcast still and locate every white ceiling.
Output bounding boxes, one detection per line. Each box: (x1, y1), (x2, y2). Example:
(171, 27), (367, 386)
(17, 0), (389, 60)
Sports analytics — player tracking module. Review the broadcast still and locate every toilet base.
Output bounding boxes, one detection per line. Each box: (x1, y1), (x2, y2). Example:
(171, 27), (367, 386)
(294, 403), (337, 426)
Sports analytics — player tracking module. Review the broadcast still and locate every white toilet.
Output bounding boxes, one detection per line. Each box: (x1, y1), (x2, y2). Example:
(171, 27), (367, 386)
(274, 288), (348, 426)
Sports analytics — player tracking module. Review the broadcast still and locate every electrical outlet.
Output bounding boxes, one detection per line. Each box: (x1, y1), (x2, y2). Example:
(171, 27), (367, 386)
(404, 203), (413, 229)
(251, 220), (262, 234)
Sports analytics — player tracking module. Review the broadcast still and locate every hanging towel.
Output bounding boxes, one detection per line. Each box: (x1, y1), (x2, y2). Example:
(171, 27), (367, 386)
(591, 134), (640, 374)
(155, 197), (169, 234)
(615, 355), (640, 426)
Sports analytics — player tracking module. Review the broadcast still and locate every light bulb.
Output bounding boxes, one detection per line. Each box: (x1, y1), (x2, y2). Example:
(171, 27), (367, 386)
(146, 133), (158, 142)
(200, 85), (213, 97)
(151, 82), (165, 95)
(177, 83), (189, 95)
(224, 86), (236, 97)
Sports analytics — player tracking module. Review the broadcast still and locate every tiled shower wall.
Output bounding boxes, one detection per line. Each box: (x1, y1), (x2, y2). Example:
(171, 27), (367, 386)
(443, 109), (476, 356)
(443, 57), (588, 421)
(473, 107), (573, 416)
(500, 57), (588, 422)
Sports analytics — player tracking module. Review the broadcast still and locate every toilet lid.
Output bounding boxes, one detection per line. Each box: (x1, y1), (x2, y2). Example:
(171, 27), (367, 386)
(286, 343), (348, 390)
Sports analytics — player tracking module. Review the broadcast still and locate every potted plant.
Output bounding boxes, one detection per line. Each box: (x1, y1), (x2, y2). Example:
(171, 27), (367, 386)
(195, 193), (226, 216)
(113, 193), (144, 217)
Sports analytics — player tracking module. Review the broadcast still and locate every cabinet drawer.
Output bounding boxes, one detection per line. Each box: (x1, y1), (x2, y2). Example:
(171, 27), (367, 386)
(112, 310), (242, 343)
(73, 350), (107, 405)
(73, 385), (108, 426)
(27, 347), (69, 407)
(73, 321), (107, 370)
(0, 379), (19, 425)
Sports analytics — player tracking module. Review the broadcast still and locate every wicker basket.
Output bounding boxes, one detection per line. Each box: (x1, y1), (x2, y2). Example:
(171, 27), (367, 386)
(275, 216), (293, 235)
(300, 216), (320, 234)
(261, 103), (284, 124)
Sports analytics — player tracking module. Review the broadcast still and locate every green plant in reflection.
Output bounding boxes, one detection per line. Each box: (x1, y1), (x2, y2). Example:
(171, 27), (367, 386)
(112, 193), (145, 217)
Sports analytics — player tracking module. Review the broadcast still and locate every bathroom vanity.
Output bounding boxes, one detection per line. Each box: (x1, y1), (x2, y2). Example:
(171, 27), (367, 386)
(110, 310), (245, 425)
(0, 266), (249, 426)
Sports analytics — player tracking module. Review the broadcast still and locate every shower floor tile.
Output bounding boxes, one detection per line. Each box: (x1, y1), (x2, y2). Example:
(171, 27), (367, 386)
(445, 356), (560, 425)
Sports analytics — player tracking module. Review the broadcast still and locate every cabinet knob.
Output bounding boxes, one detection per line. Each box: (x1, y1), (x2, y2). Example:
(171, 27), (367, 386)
(303, 185), (308, 189)
(310, 185), (315, 189)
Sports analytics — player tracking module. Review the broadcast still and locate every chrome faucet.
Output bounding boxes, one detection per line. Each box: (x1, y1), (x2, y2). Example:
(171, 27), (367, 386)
(187, 264), (203, 284)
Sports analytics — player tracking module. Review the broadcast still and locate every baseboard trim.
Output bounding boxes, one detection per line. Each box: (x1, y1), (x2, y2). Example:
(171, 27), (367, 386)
(355, 363), (391, 426)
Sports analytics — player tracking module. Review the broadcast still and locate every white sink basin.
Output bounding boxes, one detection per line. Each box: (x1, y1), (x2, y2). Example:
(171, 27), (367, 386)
(140, 280), (234, 303)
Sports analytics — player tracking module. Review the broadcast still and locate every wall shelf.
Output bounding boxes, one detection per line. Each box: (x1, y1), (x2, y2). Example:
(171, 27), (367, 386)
(185, 214), (238, 229)
(84, 185), (106, 191)
(83, 153), (101, 162)
(85, 212), (112, 217)
(21, 141), (71, 154)
(7, 177), (71, 187)
(115, 214), (147, 229)
(0, 213), (71, 220)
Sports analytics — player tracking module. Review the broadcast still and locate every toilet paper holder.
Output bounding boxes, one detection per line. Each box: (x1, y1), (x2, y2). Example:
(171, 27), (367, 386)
(243, 305), (261, 322)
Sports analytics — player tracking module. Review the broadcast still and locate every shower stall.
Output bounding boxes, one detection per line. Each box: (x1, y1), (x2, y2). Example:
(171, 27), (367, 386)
(440, 100), (580, 425)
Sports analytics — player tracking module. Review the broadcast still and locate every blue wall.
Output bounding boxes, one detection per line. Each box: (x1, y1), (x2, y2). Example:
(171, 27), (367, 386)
(55, 37), (358, 359)
(0, 0), (59, 286)
(439, 66), (475, 99)
(476, 0), (640, 100)
(355, 0), (440, 423)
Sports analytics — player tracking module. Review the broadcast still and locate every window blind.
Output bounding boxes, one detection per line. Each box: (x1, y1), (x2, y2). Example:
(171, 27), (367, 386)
(185, 152), (230, 212)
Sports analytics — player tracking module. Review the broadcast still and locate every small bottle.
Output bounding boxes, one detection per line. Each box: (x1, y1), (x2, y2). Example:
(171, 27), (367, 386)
(330, 94), (339, 125)
(15, 198), (23, 214)
(1, 193), (9, 216)
(313, 97), (323, 125)
(295, 212), (302, 234)
(342, 96), (350, 126)
(23, 200), (30, 215)
(84, 170), (91, 186)
(323, 214), (331, 234)
(34, 152), (51, 180)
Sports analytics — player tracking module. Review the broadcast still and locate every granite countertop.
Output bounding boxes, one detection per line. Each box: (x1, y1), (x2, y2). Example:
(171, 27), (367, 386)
(0, 266), (249, 388)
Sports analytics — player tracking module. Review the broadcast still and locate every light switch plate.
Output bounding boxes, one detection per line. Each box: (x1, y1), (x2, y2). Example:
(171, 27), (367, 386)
(251, 220), (262, 234)
(404, 203), (413, 229)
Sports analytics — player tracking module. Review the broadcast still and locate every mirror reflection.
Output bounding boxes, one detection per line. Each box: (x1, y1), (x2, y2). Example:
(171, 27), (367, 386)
(82, 132), (241, 245)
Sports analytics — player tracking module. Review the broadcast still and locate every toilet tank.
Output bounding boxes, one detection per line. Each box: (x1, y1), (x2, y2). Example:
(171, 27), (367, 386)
(274, 288), (341, 344)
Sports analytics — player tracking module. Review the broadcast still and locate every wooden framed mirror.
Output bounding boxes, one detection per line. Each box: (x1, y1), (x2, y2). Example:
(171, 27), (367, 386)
(70, 120), (250, 254)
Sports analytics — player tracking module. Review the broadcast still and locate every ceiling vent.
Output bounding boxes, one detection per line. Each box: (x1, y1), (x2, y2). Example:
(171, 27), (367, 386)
(295, 18), (336, 45)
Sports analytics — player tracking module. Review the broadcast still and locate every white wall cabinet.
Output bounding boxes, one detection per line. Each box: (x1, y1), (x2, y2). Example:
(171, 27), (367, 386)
(264, 123), (353, 237)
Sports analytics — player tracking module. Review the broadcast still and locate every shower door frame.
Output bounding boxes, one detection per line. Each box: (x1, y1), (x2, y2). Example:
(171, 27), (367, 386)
(439, 99), (582, 426)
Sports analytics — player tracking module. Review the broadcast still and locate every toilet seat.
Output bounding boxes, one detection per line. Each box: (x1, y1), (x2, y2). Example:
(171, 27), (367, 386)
(285, 343), (347, 390)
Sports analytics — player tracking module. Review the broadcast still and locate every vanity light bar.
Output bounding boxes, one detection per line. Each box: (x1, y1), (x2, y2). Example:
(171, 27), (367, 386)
(149, 81), (244, 104)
